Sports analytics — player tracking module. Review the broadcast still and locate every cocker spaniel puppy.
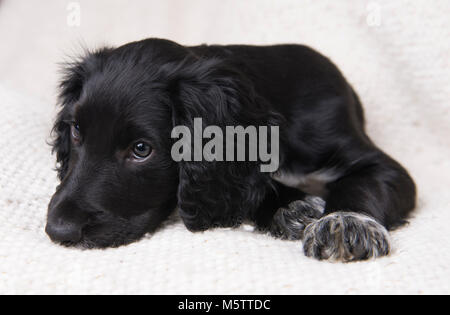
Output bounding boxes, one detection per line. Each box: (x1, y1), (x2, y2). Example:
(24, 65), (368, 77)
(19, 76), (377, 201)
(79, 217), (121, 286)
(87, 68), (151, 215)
(46, 38), (416, 262)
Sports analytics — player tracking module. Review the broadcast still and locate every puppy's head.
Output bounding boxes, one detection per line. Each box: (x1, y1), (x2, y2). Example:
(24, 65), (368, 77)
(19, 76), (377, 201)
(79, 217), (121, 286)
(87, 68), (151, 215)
(47, 42), (183, 248)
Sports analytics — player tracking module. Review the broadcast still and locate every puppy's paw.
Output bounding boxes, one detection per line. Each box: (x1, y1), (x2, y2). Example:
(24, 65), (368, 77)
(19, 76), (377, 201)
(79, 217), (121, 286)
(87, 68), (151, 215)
(302, 212), (390, 262)
(270, 196), (325, 240)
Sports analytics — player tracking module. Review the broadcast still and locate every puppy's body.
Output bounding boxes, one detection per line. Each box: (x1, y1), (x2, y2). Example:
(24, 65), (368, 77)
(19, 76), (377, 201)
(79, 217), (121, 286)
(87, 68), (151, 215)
(47, 39), (416, 261)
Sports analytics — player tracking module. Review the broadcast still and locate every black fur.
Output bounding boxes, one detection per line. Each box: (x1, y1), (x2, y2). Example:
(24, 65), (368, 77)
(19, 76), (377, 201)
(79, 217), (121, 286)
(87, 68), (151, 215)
(46, 38), (416, 260)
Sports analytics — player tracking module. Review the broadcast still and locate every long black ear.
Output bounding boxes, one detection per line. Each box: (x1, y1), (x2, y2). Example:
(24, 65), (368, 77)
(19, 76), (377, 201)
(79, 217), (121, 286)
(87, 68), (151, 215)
(165, 57), (283, 231)
(51, 48), (111, 180)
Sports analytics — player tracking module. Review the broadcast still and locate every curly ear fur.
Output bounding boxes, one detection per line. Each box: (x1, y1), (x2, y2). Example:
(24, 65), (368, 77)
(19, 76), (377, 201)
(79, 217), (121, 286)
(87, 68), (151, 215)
(165, 57), (283, 231)
(51, 48), (111, 180)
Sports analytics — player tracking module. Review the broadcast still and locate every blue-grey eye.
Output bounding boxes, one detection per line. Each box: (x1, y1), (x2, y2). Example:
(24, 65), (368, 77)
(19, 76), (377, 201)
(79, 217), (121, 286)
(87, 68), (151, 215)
(71, 123), (81, 142)
(133, 142), (152, 158)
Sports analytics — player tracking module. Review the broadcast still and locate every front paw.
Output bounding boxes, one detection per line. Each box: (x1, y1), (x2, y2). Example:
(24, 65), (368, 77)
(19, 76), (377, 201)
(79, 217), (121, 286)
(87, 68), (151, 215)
(302, 212), (390, 262)
(269, 196), (325, 240)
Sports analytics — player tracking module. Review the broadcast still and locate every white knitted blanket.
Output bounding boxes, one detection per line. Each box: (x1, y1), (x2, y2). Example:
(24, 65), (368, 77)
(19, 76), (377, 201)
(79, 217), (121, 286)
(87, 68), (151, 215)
(0, 0), (449, 294)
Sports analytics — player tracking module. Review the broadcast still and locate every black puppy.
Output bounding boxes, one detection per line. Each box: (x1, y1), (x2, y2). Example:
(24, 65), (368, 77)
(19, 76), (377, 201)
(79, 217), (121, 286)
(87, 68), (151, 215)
(46, 38), (416, 261)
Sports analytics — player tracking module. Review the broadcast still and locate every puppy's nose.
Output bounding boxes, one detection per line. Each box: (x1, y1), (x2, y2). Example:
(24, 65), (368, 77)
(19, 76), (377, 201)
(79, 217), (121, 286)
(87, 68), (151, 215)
(45, 221), (83, 243)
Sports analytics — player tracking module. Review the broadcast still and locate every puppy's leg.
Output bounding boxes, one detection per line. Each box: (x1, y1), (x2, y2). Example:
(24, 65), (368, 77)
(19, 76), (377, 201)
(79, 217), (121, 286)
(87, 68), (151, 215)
(303, 152), (416, 262)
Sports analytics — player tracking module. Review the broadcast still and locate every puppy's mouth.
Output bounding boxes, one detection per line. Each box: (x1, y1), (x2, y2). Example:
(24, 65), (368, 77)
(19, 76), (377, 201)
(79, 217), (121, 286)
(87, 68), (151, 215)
(46, 210), (156, 249)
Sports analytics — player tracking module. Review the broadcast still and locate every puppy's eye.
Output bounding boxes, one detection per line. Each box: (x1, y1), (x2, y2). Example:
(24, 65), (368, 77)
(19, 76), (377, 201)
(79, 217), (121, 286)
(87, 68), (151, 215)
(71, 123), (81, 143)
(132, 142), (152, 159)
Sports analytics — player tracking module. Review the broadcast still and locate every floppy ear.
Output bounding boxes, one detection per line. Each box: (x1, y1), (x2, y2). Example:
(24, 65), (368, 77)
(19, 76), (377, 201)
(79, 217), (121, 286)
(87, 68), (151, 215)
(165, 58), (283, 231)
(51, 48), (111, 180)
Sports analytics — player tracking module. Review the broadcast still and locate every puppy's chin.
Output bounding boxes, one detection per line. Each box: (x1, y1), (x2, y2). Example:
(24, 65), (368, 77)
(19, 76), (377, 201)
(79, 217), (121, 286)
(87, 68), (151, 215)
(56, 234), (146, 249)
(53, 211), (161, 249)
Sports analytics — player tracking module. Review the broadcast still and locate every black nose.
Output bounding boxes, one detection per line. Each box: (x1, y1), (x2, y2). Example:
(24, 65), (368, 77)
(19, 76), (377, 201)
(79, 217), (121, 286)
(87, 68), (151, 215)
(46, 197), (89, 244)
(45, 221), (83, 243)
